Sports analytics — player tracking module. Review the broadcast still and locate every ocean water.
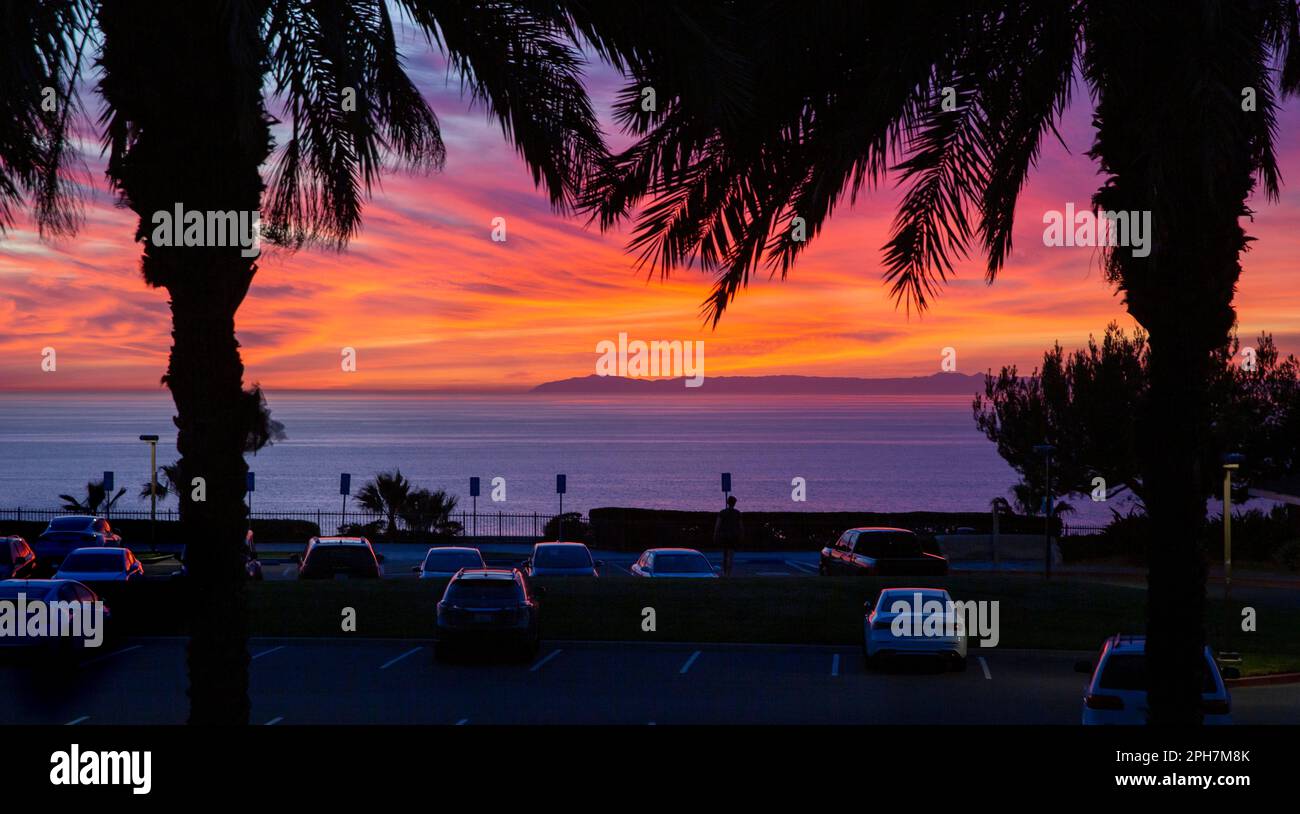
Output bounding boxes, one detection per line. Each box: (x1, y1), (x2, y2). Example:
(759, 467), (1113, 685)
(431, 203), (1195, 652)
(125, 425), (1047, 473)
(0, 392), (1128, 524)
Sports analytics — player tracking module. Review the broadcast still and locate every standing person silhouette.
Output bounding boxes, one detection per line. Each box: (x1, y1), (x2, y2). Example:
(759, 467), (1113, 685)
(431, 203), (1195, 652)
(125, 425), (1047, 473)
(714, 495), (744, 577)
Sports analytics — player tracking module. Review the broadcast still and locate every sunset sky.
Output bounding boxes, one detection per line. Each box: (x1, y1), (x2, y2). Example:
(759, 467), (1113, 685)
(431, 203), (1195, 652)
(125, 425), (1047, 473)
(3, 43), (1299, 393)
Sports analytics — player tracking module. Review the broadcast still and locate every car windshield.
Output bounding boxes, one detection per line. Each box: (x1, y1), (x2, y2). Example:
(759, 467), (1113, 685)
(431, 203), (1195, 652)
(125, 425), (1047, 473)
(48, 517), (91, 531)
(855, 532), (922, 558)
(876, 590), (948, 610)
(423, 550), (483, 572)
(534, 546), (591, 568)
(1099, 653), (1218, 692)
(0, 546), (10, 565)
(58, 552), (123, 572)
(445, 579), (522, 605)
(307, 547), (375, 569)
(654, 554), (710, 573)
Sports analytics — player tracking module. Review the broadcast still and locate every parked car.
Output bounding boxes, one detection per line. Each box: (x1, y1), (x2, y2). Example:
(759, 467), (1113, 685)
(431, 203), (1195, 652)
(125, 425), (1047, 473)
(0, 579), (110, 655)
(34, 516), (123, 574)
(295, 536), (383, 580)
(630, 548), (719, 578)
(863, 587), (967, 670)
(820, 527), (948, 576)
(54, 547), (145, 586)
(414, 546), (486, 579)
(175, 529), (262, 581)
(1, 536), (37, 579)
(522, 542), (602, 577)
(1076, 634), (1233, 725)
(435, 568), (542, 660)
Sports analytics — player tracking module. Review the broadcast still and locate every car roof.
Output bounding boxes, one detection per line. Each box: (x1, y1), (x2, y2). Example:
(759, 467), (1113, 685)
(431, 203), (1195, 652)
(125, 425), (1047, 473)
(451, 568), (518, 581)
(310, 536), (371, 547)
(848, 527), (914, 534)
(877, 586), (951, 597)
(645, 548), (704, 556)
(535, 541), (588, 548)
(424, 546), (479, 554)
(62, 547), (126, 555)
(49, 515), (97, 522)
(0, 578), (80, 592)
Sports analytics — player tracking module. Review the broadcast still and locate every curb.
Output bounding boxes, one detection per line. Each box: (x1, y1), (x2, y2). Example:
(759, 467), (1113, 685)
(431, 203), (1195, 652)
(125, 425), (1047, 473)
(1226, 672), (1300, 687)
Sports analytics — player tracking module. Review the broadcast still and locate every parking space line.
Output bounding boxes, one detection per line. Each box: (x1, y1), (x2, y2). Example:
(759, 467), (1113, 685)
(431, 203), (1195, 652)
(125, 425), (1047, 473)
(265, 716), (283, 726)
(81, 644), (142, 667)
(251, 645), (286, 661)
(66, 716), (90, 725)
(529, 649), (563, 672)
(379, 646), (423, 670)
(978, 656), (991, 680)
(784, 559), (817, 574)
(831, 654), (840, 677)
(679, 650), (701, 674)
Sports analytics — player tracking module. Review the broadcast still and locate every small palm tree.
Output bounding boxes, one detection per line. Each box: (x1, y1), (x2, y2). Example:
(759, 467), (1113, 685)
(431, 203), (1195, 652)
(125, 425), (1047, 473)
(399, 488), (461, 538)
(138, 462), (182, 503)
(59, 479), (126, 513)
(357, 470), (413, 537)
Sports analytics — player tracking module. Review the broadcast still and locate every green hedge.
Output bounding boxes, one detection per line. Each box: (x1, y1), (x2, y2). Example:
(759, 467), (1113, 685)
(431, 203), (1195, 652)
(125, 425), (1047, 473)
(586, 507), (1057, 552)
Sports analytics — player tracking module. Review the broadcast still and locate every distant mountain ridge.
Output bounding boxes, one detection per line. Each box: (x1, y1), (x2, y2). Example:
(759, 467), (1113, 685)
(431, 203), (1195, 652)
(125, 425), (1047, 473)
(530, 372), (986, 395)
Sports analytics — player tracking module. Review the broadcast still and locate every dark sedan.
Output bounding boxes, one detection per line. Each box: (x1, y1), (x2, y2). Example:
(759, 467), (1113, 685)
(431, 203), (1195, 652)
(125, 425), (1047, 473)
(435, 568), (542, 660)
(34, 516), (123, 575)
(820, 527), (949, 576)
(522, 542), (603, 577)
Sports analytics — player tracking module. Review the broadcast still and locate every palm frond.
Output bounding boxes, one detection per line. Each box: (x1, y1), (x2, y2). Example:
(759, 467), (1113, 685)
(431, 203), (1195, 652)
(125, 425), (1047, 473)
(264, 0), (445, 249)
(397, 0), (605, 211)
(0, 0), (93, 238)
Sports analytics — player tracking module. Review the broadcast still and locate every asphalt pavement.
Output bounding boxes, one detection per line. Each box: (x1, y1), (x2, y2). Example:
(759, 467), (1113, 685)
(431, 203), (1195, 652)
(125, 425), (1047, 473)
(3, 637), (1297, 725)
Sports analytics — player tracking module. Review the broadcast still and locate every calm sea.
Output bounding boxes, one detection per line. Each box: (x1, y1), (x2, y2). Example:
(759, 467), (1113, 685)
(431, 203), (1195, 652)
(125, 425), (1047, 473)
(0, 392), (1129, 524)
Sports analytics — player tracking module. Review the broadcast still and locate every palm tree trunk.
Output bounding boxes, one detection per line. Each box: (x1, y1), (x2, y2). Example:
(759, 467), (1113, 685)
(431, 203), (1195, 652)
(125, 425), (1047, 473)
(96, 0), (272, 725)
(1139, 336), (1214, 724)
(169, 292), (253, 724)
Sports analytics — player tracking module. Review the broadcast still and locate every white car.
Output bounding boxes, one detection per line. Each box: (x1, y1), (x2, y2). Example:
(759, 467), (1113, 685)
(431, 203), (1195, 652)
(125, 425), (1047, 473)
(630, 548), (719, 578)
(53, 547), (145, 584)
(863, 587), (968, 670)
(414, 546), (486, 579)
(1077, 635), (1233, 725)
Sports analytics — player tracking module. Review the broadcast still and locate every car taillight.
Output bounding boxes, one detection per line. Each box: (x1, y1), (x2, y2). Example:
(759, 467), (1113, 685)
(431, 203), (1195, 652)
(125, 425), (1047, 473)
(1202, 698), (1230, 715)
(1085, 694), (1124, 710)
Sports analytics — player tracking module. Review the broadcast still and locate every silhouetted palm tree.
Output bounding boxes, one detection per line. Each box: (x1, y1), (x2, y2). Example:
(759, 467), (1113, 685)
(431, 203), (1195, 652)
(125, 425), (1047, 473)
(138, 461), (182, 502)
(59, 478), (127, 513)
(357, 470), (413, 537)
(399, 487), (461, 538)
(3, 0), (608, 723)
(584, 1), (1300, 723)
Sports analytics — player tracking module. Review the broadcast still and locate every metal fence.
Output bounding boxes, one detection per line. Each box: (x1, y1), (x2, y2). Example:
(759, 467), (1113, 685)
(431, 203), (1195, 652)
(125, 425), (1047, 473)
(0, 507), (561, 540)
(1060, 523), (1109, 537)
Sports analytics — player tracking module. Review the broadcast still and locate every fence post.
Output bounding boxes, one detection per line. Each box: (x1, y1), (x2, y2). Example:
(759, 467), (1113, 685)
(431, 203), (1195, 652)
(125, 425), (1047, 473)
(991, 509), (1000, 569)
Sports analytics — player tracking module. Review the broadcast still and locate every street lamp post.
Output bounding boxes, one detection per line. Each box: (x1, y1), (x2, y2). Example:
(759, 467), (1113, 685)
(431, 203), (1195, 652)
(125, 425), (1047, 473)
(139, 435), (159, 552)
(1033, 444), (1056, 580)
(1222, 453), (1245, 657)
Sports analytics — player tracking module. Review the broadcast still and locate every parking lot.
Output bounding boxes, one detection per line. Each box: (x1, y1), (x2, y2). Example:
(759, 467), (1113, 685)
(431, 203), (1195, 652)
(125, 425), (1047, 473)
(4, 637), (1297, 725)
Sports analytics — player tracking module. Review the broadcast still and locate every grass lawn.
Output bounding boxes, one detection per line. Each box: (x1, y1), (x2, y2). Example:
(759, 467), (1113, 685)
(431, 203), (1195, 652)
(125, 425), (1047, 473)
(206, 574), (1298, 676)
